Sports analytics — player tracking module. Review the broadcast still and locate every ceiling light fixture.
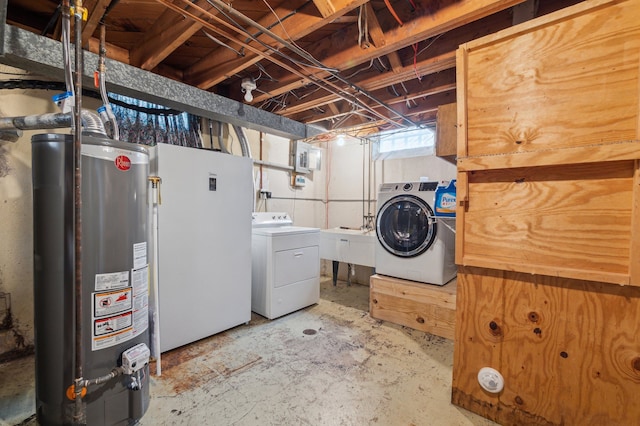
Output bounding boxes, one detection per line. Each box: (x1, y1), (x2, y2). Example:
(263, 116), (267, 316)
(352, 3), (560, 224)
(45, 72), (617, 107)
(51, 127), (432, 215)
(241, 78), (257, 103)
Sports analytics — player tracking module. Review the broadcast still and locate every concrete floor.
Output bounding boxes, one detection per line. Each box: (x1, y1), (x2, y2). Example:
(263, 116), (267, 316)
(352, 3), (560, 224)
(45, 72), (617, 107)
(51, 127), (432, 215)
(0, 277), (495, 426)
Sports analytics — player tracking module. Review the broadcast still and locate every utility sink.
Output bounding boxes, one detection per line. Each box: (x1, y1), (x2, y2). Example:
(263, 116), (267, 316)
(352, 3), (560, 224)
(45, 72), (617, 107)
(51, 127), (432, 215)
(320, 228), (376, 268)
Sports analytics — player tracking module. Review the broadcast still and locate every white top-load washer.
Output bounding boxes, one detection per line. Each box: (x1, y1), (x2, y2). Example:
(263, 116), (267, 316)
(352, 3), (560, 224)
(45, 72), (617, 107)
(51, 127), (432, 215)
(375, 181), (456, 285)
(251, 212), (320, 319)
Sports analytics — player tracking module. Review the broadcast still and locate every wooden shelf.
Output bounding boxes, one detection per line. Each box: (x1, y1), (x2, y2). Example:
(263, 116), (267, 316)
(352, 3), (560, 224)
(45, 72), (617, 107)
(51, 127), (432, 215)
(457, 140), (640, 172)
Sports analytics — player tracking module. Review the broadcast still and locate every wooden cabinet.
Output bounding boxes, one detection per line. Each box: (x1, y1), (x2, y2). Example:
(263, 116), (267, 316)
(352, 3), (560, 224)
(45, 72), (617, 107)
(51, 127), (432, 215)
(436, 102), (457, 162)
(455, 0), (640, 286)
(452, 0), (640, 424)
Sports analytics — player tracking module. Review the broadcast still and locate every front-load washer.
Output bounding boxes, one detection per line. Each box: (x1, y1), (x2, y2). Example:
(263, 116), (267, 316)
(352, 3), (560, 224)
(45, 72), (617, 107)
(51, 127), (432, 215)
(375, 181), (456, 285)
(251, 212), (320, 319)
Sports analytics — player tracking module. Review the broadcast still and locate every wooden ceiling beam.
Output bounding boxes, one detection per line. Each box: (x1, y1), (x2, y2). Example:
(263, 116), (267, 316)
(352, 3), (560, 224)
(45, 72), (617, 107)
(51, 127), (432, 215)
(87, 37), (130, 63)
(273, 52), (456, 116)
(185, 0), (368, 89)
(364, 2), (384, 48)
(324, 0), (526, 66)
(154, 0), (397, 126)
(324, 107), (439, 133)
(297, 79), (456, 124)
(313, 0), (368, 20)
(363, 3), (404, 73)
(81, 0), (111, 47)
(184, 3), (301, 88)
(253, 0), (525, 102)
(132, 0), (218, 71)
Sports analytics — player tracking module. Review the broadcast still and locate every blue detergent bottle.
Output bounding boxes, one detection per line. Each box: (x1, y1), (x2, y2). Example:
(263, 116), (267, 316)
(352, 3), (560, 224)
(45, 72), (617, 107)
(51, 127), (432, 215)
(434, 179), (457, 217)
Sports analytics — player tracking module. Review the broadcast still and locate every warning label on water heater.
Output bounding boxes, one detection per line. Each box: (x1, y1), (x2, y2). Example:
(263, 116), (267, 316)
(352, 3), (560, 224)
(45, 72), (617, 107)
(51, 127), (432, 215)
(94, 288), (132, 317)
(91, 266), (150, 351)
(92, 287), (135, 351)
(94, 311), (132, 336)
(131, 265), (149, 339)
(95, 271), (129, 291)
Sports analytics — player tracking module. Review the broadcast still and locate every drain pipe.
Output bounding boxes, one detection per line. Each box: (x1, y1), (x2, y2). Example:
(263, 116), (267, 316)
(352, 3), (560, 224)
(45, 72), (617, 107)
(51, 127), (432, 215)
(362, 139), (366, 230)
(71, 0), (86, 423)
(148, 177), (162, 376)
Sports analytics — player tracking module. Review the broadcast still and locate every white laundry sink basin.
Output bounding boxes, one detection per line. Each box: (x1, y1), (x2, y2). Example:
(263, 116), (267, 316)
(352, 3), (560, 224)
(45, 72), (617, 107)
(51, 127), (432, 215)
(320, 228), (376, 268)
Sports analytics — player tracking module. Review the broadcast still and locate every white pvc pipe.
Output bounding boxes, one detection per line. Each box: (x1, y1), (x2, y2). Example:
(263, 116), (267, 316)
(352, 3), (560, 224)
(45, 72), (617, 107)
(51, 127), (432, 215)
(150, 179), (162, 376)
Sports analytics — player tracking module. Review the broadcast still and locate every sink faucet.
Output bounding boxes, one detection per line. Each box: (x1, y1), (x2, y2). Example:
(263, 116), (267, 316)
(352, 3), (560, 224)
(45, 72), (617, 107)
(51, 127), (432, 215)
(362, 214), (375, 231)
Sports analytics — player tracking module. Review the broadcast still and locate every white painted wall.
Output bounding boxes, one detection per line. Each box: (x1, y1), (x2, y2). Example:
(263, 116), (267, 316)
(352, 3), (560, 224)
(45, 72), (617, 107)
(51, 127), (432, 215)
(242, 129), (328, 228)
(0, 67), (102, 351)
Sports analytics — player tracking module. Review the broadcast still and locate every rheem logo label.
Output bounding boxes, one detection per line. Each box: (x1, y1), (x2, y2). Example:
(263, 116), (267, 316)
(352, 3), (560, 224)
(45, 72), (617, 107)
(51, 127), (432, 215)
(115, 155), (131, 171)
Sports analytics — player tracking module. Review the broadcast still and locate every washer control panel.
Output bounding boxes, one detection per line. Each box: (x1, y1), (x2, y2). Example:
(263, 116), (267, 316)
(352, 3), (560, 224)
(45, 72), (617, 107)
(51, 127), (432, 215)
(252, 212), (293, 227)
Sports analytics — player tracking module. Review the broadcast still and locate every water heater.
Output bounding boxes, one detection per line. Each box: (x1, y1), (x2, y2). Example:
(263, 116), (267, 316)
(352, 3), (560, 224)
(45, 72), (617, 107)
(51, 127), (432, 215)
(32, 133), (151, 425)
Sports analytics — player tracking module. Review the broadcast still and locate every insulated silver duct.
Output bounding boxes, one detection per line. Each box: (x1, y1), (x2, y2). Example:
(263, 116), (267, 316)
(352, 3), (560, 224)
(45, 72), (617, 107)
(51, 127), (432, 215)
(0, 110), (107, 136)
(0, 112), (72, 131)
(80, 110), (107, 137)
(232, 124), (252, 158)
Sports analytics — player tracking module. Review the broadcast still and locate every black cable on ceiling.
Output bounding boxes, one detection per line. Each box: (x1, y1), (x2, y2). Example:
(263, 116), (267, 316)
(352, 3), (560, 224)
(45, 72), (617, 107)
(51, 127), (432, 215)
(100, 0), (121, 23)
(41, 4), (61, 36)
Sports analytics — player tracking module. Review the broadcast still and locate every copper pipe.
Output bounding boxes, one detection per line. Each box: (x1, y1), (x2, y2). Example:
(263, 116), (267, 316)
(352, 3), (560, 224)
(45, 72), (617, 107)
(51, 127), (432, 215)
(72, 0), (85, 423)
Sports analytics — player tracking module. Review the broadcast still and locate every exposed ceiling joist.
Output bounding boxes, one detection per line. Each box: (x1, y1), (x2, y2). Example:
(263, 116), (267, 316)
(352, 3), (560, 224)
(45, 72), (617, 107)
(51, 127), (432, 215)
(311, 0), (368, 20)
(81, 0), (111, 46)
(275, 53), (457, 117)
(182, 0), (366, 89)
(130, 0), (219, 71)
(252, 0), (526, 103)
(4, 0), (586, 136)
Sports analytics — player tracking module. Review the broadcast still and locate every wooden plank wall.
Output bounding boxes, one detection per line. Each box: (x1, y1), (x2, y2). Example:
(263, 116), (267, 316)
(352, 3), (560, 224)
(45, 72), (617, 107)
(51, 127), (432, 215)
(462, 161), (635, 285)
(452, 0), (640, 424)
(455, 0), (640, 286)
(453, 266), (640, 425)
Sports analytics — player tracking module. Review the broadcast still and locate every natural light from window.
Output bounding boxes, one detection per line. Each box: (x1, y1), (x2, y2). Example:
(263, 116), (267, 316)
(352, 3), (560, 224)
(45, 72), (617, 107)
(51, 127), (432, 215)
(372, 126), (436, 160)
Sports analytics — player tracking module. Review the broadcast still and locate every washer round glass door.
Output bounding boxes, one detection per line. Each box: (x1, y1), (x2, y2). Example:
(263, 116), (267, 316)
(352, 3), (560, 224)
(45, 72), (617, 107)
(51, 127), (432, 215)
(376, 194), (437, 258)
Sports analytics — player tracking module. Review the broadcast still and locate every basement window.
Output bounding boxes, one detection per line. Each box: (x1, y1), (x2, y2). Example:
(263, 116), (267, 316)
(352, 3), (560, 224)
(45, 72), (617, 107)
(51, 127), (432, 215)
(371, 126), (435, 160)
